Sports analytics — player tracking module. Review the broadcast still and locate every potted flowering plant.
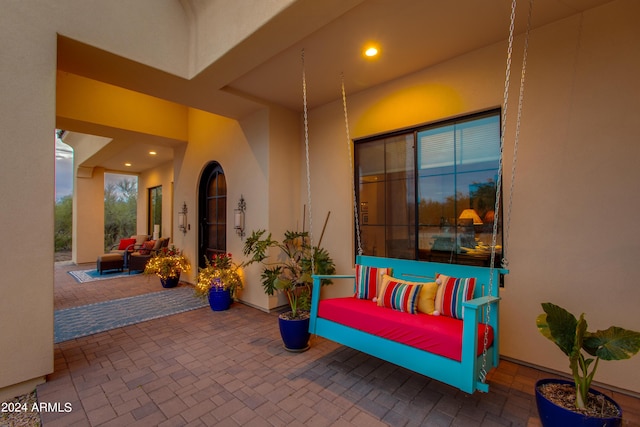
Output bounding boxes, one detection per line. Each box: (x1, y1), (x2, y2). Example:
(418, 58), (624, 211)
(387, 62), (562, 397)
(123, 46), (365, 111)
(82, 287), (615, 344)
(194, 253), (243, 311)
(243, 229), (335, 351)
(143, 245), (191, 288)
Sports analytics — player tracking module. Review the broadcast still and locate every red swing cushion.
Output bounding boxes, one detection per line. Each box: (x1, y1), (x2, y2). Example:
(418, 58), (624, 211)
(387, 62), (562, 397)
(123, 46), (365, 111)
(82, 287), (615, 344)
(318, 297), (493, 362)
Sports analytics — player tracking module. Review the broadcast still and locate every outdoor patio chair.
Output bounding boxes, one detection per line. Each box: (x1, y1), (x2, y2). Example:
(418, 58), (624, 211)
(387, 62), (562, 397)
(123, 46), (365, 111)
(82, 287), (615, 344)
(128, 237), (170, 273)
(109, 234), (150, 258)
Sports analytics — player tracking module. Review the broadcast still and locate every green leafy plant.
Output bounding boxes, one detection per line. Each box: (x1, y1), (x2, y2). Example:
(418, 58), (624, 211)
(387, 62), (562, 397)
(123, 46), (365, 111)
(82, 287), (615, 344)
(144, 245), (191, 280)
(536, 302), (640, 410)
(243, 229), (336, 319)
(194, 253), (243, 300)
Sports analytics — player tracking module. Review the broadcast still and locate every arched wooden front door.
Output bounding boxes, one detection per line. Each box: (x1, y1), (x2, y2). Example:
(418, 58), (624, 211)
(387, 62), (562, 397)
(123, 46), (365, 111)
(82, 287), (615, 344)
(198, 162), (227, 269)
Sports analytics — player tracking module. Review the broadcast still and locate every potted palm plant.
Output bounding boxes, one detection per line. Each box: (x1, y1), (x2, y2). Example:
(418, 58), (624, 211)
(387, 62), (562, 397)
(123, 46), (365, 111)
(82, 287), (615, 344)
(535, 302), (640, 427)
(194, 252), (243, 311)
(143, 245), (191, 288)
(243, 229), (335, 351)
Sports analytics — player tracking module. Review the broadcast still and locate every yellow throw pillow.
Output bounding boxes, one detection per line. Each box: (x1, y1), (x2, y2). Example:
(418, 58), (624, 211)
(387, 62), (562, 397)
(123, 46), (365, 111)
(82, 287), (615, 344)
(417, 281), (438, 314)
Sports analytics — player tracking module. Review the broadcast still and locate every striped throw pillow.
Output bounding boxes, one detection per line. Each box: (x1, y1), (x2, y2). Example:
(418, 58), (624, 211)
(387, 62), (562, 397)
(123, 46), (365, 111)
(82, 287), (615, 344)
(434, 274), (476, 319)
(355, 265), (389, 300)
(377, 275), (423, 314)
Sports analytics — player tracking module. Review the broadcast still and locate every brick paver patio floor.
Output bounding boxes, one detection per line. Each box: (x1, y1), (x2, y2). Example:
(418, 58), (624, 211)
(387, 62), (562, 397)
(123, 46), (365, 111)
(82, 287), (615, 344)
(37, 262), (640, 426)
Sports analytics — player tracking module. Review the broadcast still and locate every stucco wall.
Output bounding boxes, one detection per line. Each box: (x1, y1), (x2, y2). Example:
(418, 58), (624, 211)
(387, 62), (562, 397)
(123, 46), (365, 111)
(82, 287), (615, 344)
(174, 107), (301, 310)
(304, 0), (640, 393)
(0, 4), (57, 400)
(0, 0), (191, 400)
(502, 1), (640, 393)
(183, 0), (295, 74)
(65, 133), (111, 263)
(73, 168), (107, 264)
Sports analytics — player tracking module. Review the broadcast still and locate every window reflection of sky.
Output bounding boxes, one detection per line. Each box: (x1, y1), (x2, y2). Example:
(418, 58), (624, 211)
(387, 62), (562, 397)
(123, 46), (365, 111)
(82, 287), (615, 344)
(419, 164), (499, 204)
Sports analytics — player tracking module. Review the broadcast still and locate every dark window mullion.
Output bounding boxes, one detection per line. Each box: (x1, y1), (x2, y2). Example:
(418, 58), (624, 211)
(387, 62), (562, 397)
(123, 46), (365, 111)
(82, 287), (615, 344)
(383, 139), (387, 257)
(413, 131), (419, 260)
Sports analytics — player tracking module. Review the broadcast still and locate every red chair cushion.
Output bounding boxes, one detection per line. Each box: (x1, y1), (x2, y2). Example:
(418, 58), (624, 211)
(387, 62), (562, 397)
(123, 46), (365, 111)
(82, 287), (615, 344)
(118, 238), (137, 250)
(138, 240), (155, 255)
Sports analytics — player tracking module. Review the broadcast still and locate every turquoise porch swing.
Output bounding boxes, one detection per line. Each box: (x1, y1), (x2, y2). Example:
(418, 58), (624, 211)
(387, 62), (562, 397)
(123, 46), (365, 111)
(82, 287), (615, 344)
(306, 0), (533, 393)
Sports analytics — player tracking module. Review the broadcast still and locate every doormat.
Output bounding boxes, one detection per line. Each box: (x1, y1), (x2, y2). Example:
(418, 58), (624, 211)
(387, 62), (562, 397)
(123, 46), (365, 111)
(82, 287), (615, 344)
(68, 268), (142, 283)
(54, 287), (207, 343)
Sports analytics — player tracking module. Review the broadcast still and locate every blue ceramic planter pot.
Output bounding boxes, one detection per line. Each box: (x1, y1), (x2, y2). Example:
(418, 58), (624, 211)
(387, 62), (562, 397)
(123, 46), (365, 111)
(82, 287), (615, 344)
(208, 288), (232, 311)
(535, 379), (622, 427)
(278, 313), (310, 352)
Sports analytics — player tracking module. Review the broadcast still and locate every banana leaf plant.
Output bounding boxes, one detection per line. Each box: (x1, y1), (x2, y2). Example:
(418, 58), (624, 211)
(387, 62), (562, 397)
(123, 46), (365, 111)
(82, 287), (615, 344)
(536, 302), (640, 410)
(243, 229), (336, 319)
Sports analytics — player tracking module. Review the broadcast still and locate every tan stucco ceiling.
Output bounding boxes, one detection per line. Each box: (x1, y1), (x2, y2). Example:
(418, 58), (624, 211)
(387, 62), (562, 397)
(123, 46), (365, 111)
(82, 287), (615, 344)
(57, 0), (614, 174)
(225, 0), (615, 111)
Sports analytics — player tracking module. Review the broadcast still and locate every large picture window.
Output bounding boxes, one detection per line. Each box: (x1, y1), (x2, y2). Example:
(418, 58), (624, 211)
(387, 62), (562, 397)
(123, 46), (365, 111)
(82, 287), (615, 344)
(355, 110), (502, 266)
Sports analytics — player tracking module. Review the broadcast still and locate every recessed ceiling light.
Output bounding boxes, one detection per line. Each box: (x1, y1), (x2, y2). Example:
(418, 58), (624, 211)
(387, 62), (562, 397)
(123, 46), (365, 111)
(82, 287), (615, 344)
(364, 46), (379, 57)
(124, 163), (132, 167)
(149, 151), (157, 155)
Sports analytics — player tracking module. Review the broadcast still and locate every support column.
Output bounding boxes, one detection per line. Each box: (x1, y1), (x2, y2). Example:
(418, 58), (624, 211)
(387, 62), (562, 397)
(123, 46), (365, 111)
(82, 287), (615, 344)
(73, 167), (106, 264)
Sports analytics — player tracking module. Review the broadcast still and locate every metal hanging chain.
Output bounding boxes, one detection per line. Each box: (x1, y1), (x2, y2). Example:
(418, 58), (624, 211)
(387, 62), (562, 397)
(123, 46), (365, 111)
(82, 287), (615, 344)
(480, 0), (516, 384)
(480, 0), (533, 385)
(504, 0), (533, 262)
(341, 74), (363, 256)
(489, 0), (516, 280)
(301, 49), (315, 272)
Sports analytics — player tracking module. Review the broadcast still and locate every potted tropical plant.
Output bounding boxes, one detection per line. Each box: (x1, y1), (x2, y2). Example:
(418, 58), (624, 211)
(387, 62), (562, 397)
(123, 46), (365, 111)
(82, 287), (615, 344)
(144, 245), (191, 288)
(535, 302), (640, 427)
(243, 229), (336, 351)
(194, 252), (243, 311)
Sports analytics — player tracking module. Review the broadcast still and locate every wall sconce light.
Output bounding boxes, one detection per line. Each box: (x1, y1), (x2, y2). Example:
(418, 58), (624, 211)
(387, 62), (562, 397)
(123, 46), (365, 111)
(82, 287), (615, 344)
(178, 202), (188, 235)
(234, 195), (246, 238)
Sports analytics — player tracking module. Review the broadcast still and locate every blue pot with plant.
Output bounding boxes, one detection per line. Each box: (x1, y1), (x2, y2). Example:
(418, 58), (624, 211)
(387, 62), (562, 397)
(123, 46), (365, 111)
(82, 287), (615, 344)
(535, 302), (640, 426)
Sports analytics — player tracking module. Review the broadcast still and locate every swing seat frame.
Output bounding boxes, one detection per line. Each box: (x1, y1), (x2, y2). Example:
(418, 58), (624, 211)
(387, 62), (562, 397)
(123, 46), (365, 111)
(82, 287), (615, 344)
(309, 255), (508, 394)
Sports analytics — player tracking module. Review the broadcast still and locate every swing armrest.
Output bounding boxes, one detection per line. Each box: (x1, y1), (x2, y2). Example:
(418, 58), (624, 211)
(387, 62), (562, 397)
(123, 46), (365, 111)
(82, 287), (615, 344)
(460, 295), (501, 391)
(461, 295), (500, 338)
(462, 295), (500, 310)
(462, 295), (500, 330)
